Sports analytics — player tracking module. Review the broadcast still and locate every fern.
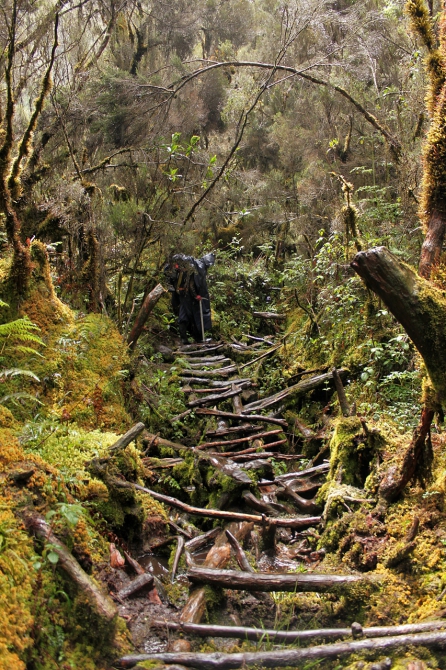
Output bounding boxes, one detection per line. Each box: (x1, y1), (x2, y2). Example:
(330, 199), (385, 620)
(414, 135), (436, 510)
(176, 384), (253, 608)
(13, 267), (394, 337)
(0, 304), (45, 408)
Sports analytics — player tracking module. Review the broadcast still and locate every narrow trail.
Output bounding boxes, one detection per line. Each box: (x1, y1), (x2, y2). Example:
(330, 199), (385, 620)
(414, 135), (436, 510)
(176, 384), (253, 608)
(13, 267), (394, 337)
(111, 338), (446, 668)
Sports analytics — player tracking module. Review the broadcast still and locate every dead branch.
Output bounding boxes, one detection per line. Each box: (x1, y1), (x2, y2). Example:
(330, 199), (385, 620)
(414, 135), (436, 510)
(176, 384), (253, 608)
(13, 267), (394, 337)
(117, 573), (154, 599)
(112, 480), (321, 529)
(109, 423), (145, 453)
(24, 515), (117, 620)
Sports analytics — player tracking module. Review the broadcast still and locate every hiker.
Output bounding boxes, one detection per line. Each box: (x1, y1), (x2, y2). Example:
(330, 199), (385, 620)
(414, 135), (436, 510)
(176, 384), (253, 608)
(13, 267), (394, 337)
(164, 253), (215, 344)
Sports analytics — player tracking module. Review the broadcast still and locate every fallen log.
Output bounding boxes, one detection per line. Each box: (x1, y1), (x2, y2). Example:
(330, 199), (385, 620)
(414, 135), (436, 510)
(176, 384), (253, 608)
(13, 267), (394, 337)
(117, 573), (154, 599)
(185, 528), (222, 553)
(195, 408), (288, 428)
(25, 515), (117, 620)
(196, 429), (283, 450)
(115, 628), (446, 669)
(171, 409), (192, 422)
(187, 358), (232, 369)
(112, 480), (321, 529)
(206, 424), (258, 437)
(182, 377), (252, 388)
(175, 343), (224, 355)
(238, 344), (282, 371)
(253, 311), (286, 320)
(127, 283), (166, 350)
(145, 433), (193, 452)
(243, 333), (275, 345)
(181, 366), (238, 378)
(275, 463), (330, 482)
(182, 355), (227, 363)
(143, 457), (184, 468)
(149, 619), (446, 644)
(109, 422), (146, 453)
(187, 567), (366, 593)
(181, 522), (253, 624)
(242, 370), (348, 413)
(183, 386), (232, 394)
(171, 537), (185, 583)
(188, 385), (250, 408)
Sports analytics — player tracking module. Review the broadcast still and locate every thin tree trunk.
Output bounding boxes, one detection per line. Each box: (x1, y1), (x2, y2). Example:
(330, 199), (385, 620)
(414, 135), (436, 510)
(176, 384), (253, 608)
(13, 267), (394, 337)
(127, 283), (166, 349)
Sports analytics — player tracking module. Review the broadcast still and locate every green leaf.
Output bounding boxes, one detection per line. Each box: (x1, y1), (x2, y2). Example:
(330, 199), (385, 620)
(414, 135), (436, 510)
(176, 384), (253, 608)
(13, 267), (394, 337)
(47, 551), (59, 564)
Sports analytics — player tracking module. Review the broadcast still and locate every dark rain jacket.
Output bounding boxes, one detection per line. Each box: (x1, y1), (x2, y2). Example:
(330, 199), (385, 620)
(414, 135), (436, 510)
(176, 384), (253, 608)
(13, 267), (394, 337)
(165, 253), (215, 338)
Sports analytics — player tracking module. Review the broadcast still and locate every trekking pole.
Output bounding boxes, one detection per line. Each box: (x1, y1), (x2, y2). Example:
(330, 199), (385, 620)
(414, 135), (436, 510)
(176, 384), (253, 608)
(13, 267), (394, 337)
(198, 297), (205, 342)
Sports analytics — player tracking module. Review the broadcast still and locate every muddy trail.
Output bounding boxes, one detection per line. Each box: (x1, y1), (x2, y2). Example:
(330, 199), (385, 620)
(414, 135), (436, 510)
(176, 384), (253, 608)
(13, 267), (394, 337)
(96, 336), (446, 670)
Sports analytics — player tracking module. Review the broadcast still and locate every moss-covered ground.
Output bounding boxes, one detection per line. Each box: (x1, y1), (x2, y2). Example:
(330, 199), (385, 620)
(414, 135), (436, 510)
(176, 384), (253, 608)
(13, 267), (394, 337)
(3, 239), (446, 670)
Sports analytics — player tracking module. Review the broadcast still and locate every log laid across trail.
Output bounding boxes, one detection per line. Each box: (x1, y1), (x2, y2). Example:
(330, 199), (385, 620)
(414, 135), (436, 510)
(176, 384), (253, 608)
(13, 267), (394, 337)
(112, 480), (321, 529)
(114, 629), (446, 669)
(195, 408), (288, 427)
(150, 619), (446, 644)
(186, 567), (367, 593)
(196, 429), (283, 450)
(242, 369), (348, 413)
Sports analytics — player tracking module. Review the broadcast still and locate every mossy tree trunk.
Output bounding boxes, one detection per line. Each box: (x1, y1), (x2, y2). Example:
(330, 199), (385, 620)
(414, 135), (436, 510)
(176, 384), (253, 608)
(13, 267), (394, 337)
(0, 2), (59, 296)
(405, 0), (446, 278)
(351, 246), (446, 403)
(351, 247), (444, 498)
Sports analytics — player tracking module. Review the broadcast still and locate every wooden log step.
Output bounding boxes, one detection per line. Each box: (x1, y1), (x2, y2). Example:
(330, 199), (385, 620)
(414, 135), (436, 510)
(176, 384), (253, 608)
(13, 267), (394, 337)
(183, 386), (232, 394)
(112, 480), (321, 529)
(253, 311), (286, 320)
(188, 385), (251, 408)
(186, 567), (368, 593)
(148, 619), (446, 644)
(195, 429), (284, 450)
(181, 355), (227, 363)
(206, 424), (258, 437)
(175, 343), (224, 355)
(181, 366), (238, 378)
(242, 369), (349, 413)
(113, 629), (446, 670)
(181, 377), (252, 387)
(187, 358), (233, 369)
(274, 463), (329, 481)
(195, 408), (288, 427)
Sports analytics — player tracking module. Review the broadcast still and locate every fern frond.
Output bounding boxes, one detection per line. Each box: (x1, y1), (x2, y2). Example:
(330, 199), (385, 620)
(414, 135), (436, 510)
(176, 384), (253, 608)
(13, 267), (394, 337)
(0, 392), (43, 406)
(0, 368), (40, 381)
(15, 345), (44, 357)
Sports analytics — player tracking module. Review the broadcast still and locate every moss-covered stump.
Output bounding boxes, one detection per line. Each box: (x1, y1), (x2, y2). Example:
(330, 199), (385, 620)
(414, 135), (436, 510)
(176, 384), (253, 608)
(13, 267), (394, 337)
(319, 417), (378, 493)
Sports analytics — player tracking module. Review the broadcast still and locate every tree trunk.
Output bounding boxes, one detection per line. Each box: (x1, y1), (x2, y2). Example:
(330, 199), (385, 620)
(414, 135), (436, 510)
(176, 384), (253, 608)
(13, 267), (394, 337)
(351, 246), (446, 402)
(127, 283), (166, 349)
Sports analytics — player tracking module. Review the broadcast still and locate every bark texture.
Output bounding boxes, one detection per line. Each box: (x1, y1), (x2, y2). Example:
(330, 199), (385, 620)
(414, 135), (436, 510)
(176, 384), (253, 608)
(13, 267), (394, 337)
(351, 246), (446, 401)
